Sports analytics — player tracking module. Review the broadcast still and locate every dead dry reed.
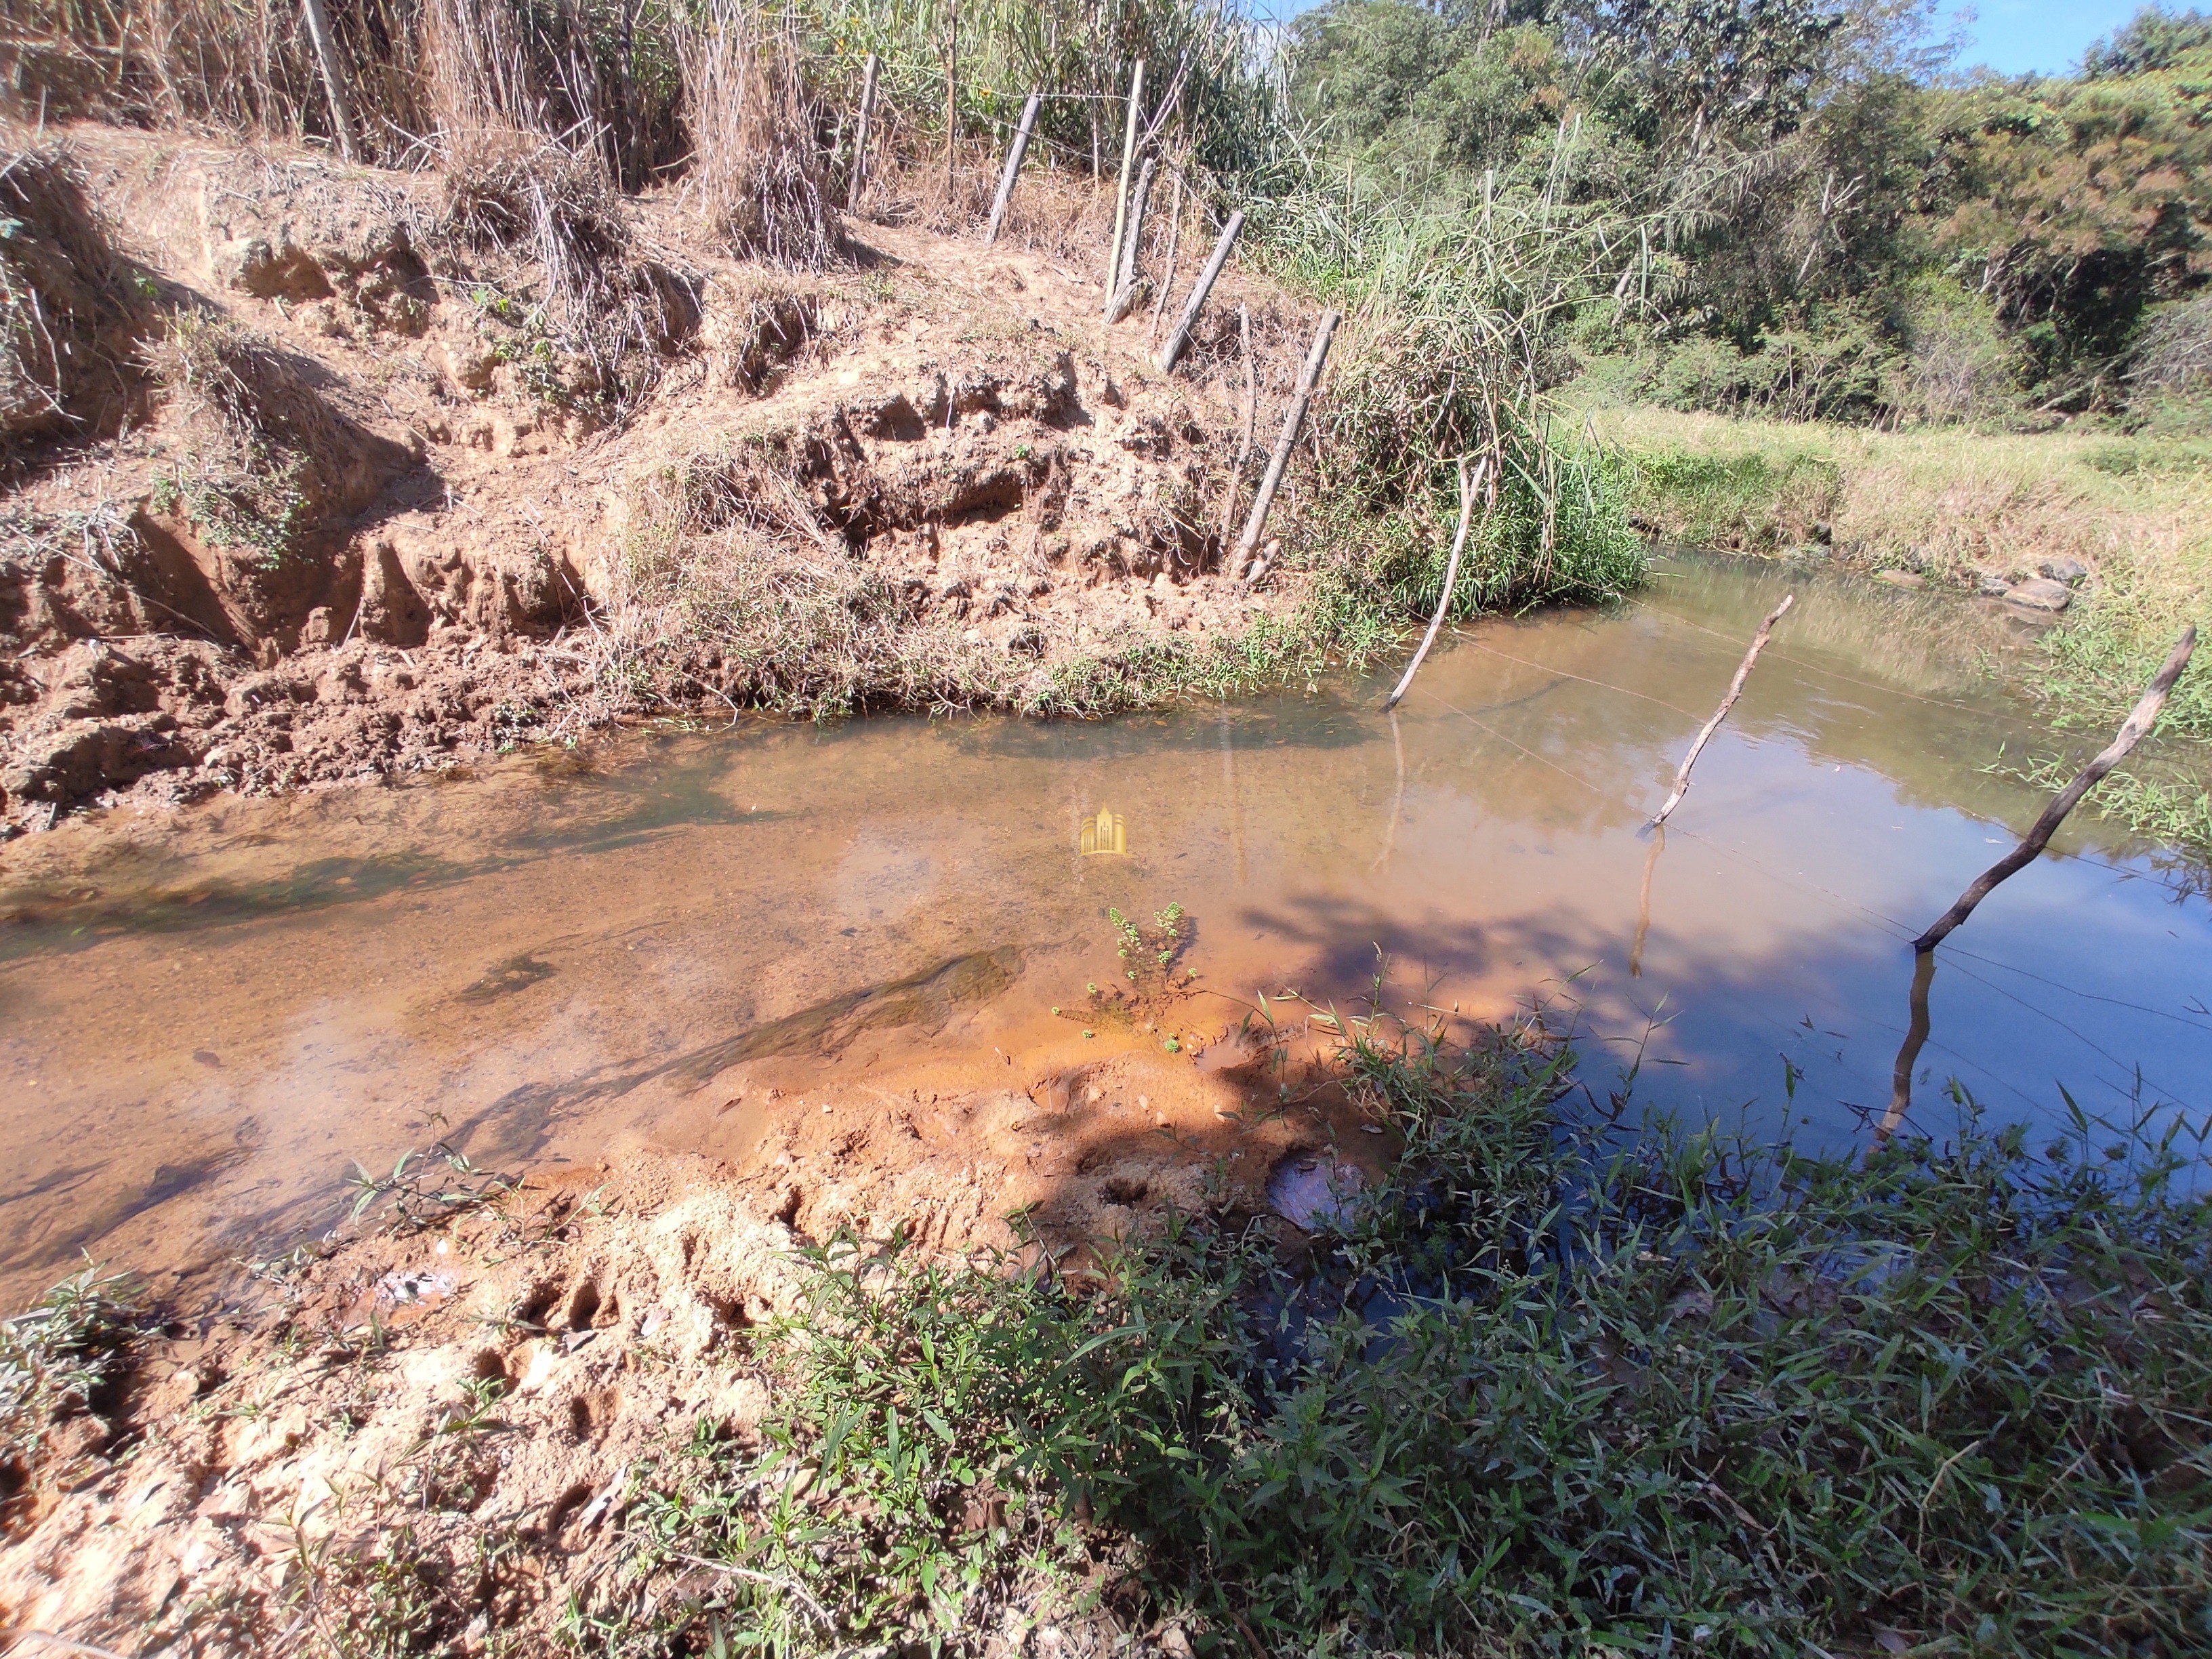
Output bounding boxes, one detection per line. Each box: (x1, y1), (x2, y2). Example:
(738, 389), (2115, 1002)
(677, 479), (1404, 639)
(676, 1), (843, 269)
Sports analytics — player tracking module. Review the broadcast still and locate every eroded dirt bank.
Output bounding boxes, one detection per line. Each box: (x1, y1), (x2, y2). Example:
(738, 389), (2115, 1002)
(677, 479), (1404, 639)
(0, 998), (1370, 1655)
(3, 124), (1316, 836)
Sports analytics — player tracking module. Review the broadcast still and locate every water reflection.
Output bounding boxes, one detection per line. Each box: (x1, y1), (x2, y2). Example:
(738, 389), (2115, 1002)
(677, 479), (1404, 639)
(3, 551), (2209, 1305)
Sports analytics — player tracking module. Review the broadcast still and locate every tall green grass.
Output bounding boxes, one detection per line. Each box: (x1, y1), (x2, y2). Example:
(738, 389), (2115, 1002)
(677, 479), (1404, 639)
(609, 1028), (2212, 1656)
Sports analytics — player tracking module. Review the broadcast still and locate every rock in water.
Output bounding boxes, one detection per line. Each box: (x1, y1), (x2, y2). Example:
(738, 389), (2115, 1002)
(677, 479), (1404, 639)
(2005, 577), (2072, 613)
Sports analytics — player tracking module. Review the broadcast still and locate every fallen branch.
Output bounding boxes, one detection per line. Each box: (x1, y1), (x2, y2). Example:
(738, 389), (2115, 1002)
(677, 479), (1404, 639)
(1914, 625), (2198, 951)
(1650, 593), (1795, 826)
(1381, 457), (1484, 712)
(1233, 308), (1338, 569)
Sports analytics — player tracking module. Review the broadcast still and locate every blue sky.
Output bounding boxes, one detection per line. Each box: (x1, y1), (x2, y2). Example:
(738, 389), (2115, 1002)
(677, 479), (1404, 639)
(1247, 2), (2158, 79)
(1942, 1), (2152, 76)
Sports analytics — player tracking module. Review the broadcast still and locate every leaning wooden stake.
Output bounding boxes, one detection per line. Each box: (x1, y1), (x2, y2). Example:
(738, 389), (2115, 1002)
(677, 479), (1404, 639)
(1650, 592), (1795, 825)
(1155, 209), (1243, 373)
(1914, 625), (2198, 951)
(1234, 308), (1338, 573)
(1216, 304), (1255, 552)
(1148, 167), (1184, 346)
(1382, 457), (1483, 711)
(984, 88), (1042, 245)
(1107, 157), (1155, 321)
(850, 53), (880, 209)
(1105, 59), (1145, 313)
(300, 0), (359, 162)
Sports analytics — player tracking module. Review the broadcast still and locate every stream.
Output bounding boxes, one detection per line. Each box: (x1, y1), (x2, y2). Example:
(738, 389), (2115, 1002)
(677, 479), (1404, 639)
(5, 550), (2209, 1306)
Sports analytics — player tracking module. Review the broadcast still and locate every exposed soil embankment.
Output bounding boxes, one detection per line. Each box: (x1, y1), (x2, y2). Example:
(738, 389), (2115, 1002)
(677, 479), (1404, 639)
(3, 126), (1313, 835)
(0, 1002), (1361, 1654)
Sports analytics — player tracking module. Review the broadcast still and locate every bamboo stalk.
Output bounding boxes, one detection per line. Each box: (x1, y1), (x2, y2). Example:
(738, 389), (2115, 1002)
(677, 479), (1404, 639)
(1105, 58), (1145, 312)
(984, 88), (1042, 245)
(850, 53), (880, 209)
(1156, 209), (1244, 374)
(1107, 157), (1155, 322)
(1148, 166), (1184, 346)
(1649, 593), (1795, 826)
(300, 0), (359, 162)
(1235, 308), (1338, 569)
(1382, 458), (1483, 711)
(1914, 625), (2198, 950)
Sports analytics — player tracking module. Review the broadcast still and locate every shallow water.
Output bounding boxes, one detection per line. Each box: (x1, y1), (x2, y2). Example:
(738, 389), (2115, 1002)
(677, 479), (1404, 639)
(5, 552), (2210, 1305)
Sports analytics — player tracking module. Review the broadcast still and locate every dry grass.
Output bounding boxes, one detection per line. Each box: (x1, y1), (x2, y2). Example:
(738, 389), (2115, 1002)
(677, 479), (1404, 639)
(0, 140), (148, 451)
(1593, 402), (2212, 584)
(1591, 400), (2212, 739)
(676, 2), (843, 269)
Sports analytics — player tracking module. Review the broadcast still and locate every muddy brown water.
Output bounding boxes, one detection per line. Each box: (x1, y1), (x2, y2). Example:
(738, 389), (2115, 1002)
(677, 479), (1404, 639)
(5, 551), (2211, 1307)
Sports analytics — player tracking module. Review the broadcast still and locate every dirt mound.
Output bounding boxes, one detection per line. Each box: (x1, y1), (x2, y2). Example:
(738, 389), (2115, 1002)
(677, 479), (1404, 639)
(0, 141), (148, 447)
(0, 125), (1319, 834)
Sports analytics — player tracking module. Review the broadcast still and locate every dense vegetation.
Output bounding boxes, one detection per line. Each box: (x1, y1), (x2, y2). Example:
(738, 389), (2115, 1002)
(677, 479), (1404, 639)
(1290, 1), (2212, 428)
(604, 1026), (2212, 1656)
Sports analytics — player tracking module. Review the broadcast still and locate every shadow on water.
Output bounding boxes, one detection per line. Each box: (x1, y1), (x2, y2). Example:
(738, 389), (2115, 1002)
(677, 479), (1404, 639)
(3, 549), (2211, 1303)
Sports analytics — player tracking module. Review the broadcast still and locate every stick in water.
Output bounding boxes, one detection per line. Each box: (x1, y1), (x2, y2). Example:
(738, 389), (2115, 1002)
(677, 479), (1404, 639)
(1382, 458), (1484, 712)
(1649, 593), (1795, 826)
(984, 88), (1042, 245)
(1914, 625), (2198, 951)
(1874, 948), (1938, 1149)
(1235, 309), (1339, 571)
(1155, 209), (1243, 374)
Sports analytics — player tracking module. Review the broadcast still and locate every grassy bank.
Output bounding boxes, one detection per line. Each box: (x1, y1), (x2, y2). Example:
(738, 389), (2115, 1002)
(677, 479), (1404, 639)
(589, 1028), (2212, 1658)
(1589, 399), (2212, 854)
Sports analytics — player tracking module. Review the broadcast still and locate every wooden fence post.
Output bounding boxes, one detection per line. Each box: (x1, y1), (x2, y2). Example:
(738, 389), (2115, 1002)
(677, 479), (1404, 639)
(943, 0), (959, 198)
(1107, 156), (1155, 321)
(1105, 58), (1145, 312)
(300, 0), (359, 162)
(1216, 304), (1254, 553)
(1234, 308), (1338, 571)
(1148, 166), (1184, 346)
(1155, 208), (1243, 373)
(985, 88), (1042, 245)
(850, 53), (880, 209)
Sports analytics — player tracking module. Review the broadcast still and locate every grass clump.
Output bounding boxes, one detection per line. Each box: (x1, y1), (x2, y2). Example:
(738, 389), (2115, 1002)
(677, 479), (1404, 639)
(606, 1028), (2212, 1656)
(1, 1263), (144, 1513)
